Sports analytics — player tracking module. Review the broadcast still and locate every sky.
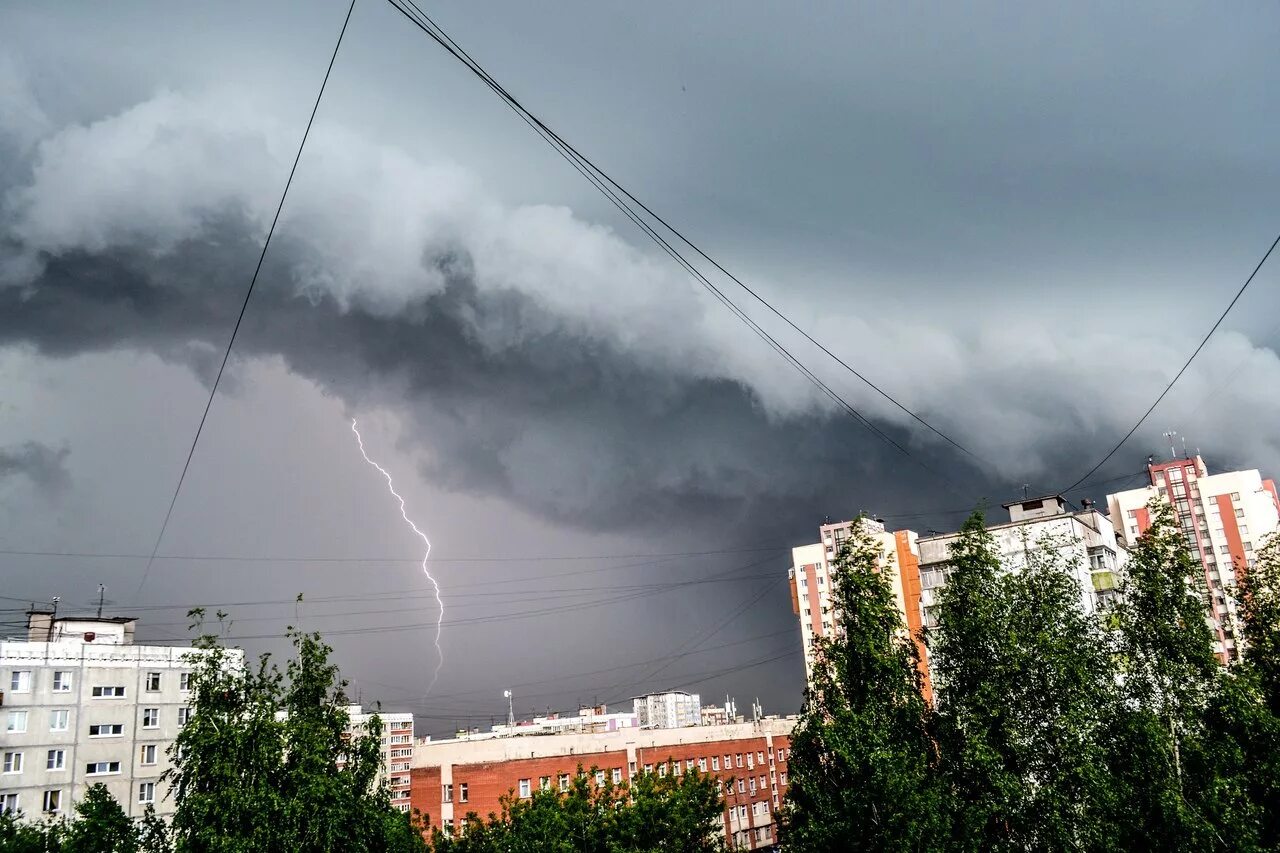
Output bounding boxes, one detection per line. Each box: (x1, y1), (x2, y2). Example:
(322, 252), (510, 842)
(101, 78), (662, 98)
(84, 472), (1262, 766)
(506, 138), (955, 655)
(2, 0), (1279, 734)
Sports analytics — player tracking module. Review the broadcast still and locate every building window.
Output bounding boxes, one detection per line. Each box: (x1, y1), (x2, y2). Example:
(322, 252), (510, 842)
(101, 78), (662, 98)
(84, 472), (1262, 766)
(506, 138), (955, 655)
(46, 750), (65, 771)
(146, 672), (162, 692)
(141, 744), (157, 766)
(9, 671), (31, 693)
(3, 752), (22, 774)
(42, 790), (61, 814)
(459, 783), (468, 803)
(178, 707), (191, 726)
(559, 774), (570, 792)
(49, 709), (69, 732)
(540, 776), (551, 791)
(138, 782), (155, 804)
(180, 672), (191, 691)
(757, 750), (765, 764)
(644, 764), (653, 775)
(595, 770), (605, 787)
(724, 754), (731, 767)
(443, 784), (452, 803)
(781, 771), (788, 785)
(747, 753), (754, 769)
(91, 686), (126, 698)
(1245, 542), (1254, 552)
(737, 779), (745, 793)
(89, 724), (124, 737)
(736, 754), (743, 768)
(85, 761), (121, 775)
(659, 764), (667, 778)
(612, 768), (622, 784)
(518, 779), (531, 799)
(7, 711), (28, 734)
(698, 758), (707, 773)
(1231, 492), (1240, 501)
(711, 756), (720, 771)
(143, 708), (160, 728)
(686, 759), (696, 773)
(776, 748), (784, 761)
(52, 671), (72, 692)
(1, 794), (17, 814)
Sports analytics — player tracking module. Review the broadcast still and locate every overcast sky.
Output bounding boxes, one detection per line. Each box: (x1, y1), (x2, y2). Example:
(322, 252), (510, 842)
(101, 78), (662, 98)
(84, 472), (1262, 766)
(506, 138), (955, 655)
(2, 1), (1279, 733)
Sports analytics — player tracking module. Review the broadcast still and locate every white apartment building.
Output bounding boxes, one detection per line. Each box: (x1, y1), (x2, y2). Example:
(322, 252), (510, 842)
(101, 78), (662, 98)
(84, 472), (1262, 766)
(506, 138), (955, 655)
(633, 690), (701, 729)
(486, 705), (639, 739)
(916, 495), (1128, 630)
(1, 611), (238, 821)
(789, 517), (930, 694)
(1107, 455), (1280, 662)
(344, 705), (414, 812)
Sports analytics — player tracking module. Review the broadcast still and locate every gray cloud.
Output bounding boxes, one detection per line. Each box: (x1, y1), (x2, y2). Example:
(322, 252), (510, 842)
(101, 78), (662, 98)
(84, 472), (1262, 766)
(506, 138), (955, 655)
(0, 441), (71, 495)
(2, 88), (1279, 541)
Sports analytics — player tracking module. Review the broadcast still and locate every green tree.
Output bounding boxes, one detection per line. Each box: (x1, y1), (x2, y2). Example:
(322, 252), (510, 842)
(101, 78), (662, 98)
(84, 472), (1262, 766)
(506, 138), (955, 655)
(432, 765), (725, 852)
(165, 609), (427, 853)
(778, 518), (946, 851)
(929, 512), (1117, 850)
(1098, 500), (1232, 850)
(59, 784), (139, 853)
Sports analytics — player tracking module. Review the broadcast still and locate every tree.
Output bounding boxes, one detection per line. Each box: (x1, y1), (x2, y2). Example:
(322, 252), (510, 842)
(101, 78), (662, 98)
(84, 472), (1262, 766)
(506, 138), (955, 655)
(778, 517), (946, 851)
(165, 609), (427, 853)
(928, 512), (1117, 850)
(432, 765), (725, 852)
(1098, 500), (1233, 850)
(59, 784), (140, 853)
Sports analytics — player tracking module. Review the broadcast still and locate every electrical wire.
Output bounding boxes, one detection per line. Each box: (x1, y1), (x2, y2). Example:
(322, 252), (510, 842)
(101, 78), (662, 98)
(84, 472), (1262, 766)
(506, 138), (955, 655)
(131, 0), (358, 601)
(382, 0), (975, 496)
(1062, 230), (1280, 494)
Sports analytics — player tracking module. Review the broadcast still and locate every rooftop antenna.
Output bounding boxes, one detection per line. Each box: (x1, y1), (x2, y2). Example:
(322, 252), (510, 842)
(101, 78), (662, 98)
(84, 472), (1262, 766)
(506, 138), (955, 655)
(1021, 484), (1030, 500)
(96, 584), (106, 619)
(504, 689), (514, 727)
(1163, 430), (1178, 460)
(1181, 435), (1188, 459)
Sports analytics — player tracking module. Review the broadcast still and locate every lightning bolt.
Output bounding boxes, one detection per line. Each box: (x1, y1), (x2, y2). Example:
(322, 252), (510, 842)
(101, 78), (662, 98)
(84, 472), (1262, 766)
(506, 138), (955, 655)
(350, 418), (444, 695)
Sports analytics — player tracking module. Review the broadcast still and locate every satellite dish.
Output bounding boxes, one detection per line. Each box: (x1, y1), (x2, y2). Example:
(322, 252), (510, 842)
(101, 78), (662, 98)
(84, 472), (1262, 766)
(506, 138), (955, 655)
(84, 632), (96, 642)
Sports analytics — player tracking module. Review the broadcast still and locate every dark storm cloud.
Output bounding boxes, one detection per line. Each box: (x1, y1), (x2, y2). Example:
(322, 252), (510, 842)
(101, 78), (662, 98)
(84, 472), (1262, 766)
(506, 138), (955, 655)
(2, 86), (1279, 544)
(0, 441), (70, 495)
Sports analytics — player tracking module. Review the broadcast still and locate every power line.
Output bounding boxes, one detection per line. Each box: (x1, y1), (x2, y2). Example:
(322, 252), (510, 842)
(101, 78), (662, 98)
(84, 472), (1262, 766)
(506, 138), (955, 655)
(1062, 230), (1280, 494)
(3, 545), (782, 564)
(131, 0), (358, 601)
(383, 0), (976, 496)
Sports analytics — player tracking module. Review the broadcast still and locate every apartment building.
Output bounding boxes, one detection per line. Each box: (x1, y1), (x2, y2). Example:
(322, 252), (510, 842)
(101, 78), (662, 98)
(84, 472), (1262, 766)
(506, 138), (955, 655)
(1, 611), (238, 820)
(633, 690), (701, 729)
(345, 705), (414, 812)
(789, 517), (930, 695)
(1107, 455), (1280, 662)
(410, 717), (795, 850)
(917, 495), (1128, 630)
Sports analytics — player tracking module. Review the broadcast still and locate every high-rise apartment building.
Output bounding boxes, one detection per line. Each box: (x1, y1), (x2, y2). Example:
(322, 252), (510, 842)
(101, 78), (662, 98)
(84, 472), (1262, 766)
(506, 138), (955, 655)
(791, 499), (1127, 697)
(1107, 455), (1280, 662)
(1, 611), (239, 821)
(410, 717), (795, 850)
(633, 690), (701, 729)
(917, 495), (1127, 629)
(789, 517), (930, 695)
(344, 705), (415, 812)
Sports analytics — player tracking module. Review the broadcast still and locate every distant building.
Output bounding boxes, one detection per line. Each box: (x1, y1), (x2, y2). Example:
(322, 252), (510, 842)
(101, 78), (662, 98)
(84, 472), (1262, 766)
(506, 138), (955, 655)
(1, 611), (240, 821)
(483, 705), (638, 739)
(1107, 454), (1280, 662)
(411, 717), (795, 850)
(700, 699), (738, 727)
(633, 690), (701, 729)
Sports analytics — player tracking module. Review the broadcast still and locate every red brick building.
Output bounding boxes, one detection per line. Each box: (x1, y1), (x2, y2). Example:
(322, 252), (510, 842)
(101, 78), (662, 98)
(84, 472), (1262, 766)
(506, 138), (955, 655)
(410, 719), (795, 850)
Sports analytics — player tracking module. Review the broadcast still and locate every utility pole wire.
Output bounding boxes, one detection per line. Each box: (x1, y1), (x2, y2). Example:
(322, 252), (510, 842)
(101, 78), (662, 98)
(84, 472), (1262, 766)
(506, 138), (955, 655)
(1062, 229), (1280, 494)
(384, 0), (980, 496)
(133, 0), (359, 601)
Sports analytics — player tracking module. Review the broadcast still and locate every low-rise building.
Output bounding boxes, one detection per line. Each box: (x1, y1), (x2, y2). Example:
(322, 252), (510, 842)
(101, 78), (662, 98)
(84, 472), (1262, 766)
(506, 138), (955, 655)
(410, 717), (795, 850)
(1, 611), (239, 820)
